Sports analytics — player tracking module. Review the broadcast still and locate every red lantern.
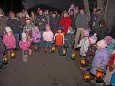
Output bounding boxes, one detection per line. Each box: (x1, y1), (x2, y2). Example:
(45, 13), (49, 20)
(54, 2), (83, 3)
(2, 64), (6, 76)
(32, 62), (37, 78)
(44, 47), (48, 53)
(80, 58), (86, 67)
(96, 68), (103, 83)
(34, 45), (37, 52)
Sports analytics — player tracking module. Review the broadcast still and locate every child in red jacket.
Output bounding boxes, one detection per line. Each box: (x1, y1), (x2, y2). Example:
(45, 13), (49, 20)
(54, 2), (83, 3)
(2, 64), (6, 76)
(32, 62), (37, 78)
(54, 26), (64, 55)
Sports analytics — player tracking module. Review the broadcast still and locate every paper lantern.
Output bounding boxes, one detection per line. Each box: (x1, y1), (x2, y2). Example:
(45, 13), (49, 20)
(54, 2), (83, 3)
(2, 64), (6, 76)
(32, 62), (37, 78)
(80, 58), (86, 67)
(51, 45), (56, 53)
(96, 68), (103, 83)
(10, 52), (16, 58)
(84, 72), (91, 82)
(2, 55), (8, 64)
(71, 52), (76, 60)
(62, 48), (66, 56)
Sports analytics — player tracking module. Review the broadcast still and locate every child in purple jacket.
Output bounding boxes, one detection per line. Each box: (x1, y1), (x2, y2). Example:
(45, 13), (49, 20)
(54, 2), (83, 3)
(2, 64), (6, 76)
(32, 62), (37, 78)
(32, 26), (41, 52)
(19, 33), (31, 62)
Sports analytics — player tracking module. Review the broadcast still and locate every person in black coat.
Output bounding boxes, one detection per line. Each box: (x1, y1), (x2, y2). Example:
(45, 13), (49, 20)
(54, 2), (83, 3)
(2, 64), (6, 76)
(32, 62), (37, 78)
(0, 37), (6, 69)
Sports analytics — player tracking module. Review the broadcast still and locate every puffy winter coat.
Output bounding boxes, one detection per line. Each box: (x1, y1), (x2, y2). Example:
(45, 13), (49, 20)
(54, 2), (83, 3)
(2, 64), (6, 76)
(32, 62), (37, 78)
(19, 40), (31, 50)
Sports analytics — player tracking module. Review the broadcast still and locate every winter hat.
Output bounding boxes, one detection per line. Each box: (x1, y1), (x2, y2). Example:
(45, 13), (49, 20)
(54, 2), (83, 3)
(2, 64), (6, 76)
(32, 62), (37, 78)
(89, 33), (97, 44)
(22, 33), (27, 38)
(5, 26), (12, 32)
(104, 36), (113, 45)
(97, 39), (107, 48)
(84, 30), (89, 37)
(68, 26), (73, 32)
(58, 25), (63, 30)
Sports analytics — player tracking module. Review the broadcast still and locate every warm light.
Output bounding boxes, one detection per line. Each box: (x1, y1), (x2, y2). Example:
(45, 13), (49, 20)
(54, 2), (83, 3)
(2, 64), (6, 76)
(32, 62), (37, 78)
(10, 52), (16, 58)
(62, 49), (66, 56)
(51, 45), (56, 53)
(2, 56), (8, 64)
(71, 52), (76, 60)
(84, 73), (91, 82)
(96, 68), (103, 83)
(80, 59), (86, 67)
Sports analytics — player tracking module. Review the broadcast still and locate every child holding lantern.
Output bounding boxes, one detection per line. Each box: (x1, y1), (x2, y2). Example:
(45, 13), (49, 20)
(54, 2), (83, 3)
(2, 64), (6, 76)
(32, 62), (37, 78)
(43, 24), (54, 53)
(19, 33), (31, 62)
(32, 26), (41, 53)
(3, 27), (16, 58)
(90, 39), (110, 83)
(54, 26), (64, 55)
(85, 33), (97, 71)
(64, 27), (74, 61)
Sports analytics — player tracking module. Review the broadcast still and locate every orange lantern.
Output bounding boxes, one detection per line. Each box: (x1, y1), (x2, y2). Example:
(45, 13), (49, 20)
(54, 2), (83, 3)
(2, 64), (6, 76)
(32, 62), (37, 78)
(96, 68), (103, 83)
(2, 55), (8, 64)
(84, 72), (91, 82)
(62, 48), (66, 56)
(10, 52), (16, 58)
(71, 52), (76, 60)
(80, 58), (86, 67)
(51, 45), (56, 53)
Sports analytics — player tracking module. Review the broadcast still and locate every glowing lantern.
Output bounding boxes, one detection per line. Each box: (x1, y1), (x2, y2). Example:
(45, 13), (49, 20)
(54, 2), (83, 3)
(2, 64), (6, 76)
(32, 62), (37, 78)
(80, 58), (86, 67)
(51, 45), (56, 53)
(10, 52), (16, 58)
(71, 52), (76, 60)
(62, 48), (66, 56)
(2, 55), (8, 64)
(96, 68), (103, 83)
(84, 72), (91, 82)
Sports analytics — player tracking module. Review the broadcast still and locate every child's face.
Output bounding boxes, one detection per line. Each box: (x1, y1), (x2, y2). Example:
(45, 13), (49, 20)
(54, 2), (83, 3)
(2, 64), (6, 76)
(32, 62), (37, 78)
(7, 31), (12, 36)
(22, 37), (27, 42)
(96, 45), (102, 50)
(58, 30), (61, 33)
(84, 37), (89, 39)
(26, 20), (31, 25)
(67, 29), (71, 33)
(46, 26), (50, 31)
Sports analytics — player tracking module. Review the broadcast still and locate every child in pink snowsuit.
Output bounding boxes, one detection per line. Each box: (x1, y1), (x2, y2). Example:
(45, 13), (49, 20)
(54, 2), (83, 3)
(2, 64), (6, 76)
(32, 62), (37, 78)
(19, 33), (31, 62)
(3, 26), (16, 57)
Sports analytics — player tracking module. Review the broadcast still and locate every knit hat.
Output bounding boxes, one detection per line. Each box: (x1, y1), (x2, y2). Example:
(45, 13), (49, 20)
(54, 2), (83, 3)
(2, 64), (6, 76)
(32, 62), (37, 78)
(104, 36), (113, 45)
(97, 39), (107, 48)
(89, 33), (97, 44)
(84, 30), (89, 37)
(22, 33), (27, 38)
(5, 26), (12, 32)
(58, 25), (62, 30)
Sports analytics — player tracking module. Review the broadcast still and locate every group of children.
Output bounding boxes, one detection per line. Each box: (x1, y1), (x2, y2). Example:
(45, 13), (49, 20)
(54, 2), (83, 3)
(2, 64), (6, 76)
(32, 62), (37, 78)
(76, 29), (115, 85)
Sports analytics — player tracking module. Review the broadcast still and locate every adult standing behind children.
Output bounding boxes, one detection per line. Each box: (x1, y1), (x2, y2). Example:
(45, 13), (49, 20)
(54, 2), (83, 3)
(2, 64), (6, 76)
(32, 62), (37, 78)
(74, 9), (89, 48)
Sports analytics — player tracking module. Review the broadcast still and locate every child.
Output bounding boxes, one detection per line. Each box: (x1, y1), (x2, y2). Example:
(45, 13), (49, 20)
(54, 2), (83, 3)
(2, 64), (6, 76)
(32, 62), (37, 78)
(103, 51), (115, 85)
(86, 33), (97, 71)
(90, 39), (110, 81)
(32, 26), (41, 52)
(104, 36), (115, 56)
(19, 33), (31, 62)
(3, 27), (16, 57)
(23, 18), (35, 42)
(43, 25), (53, 53)
(0, 37), (6, 69)
(77, 30), (90, 57)
(64, 27), (74, 61)
(54, 26), (64, 55)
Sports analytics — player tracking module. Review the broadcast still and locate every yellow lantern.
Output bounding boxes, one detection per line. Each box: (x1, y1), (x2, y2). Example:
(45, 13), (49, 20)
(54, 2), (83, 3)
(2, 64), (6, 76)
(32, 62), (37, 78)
(51, 45), (56, 53)
(71, 52), (76, 60)
(96, 68), (103, 83)
(80, 58), (86, 67)
(10, 52), (16, 58)
(62, 48), (66, 56)
(2, 55), (8, 64)
(84, 72), (91, 82)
